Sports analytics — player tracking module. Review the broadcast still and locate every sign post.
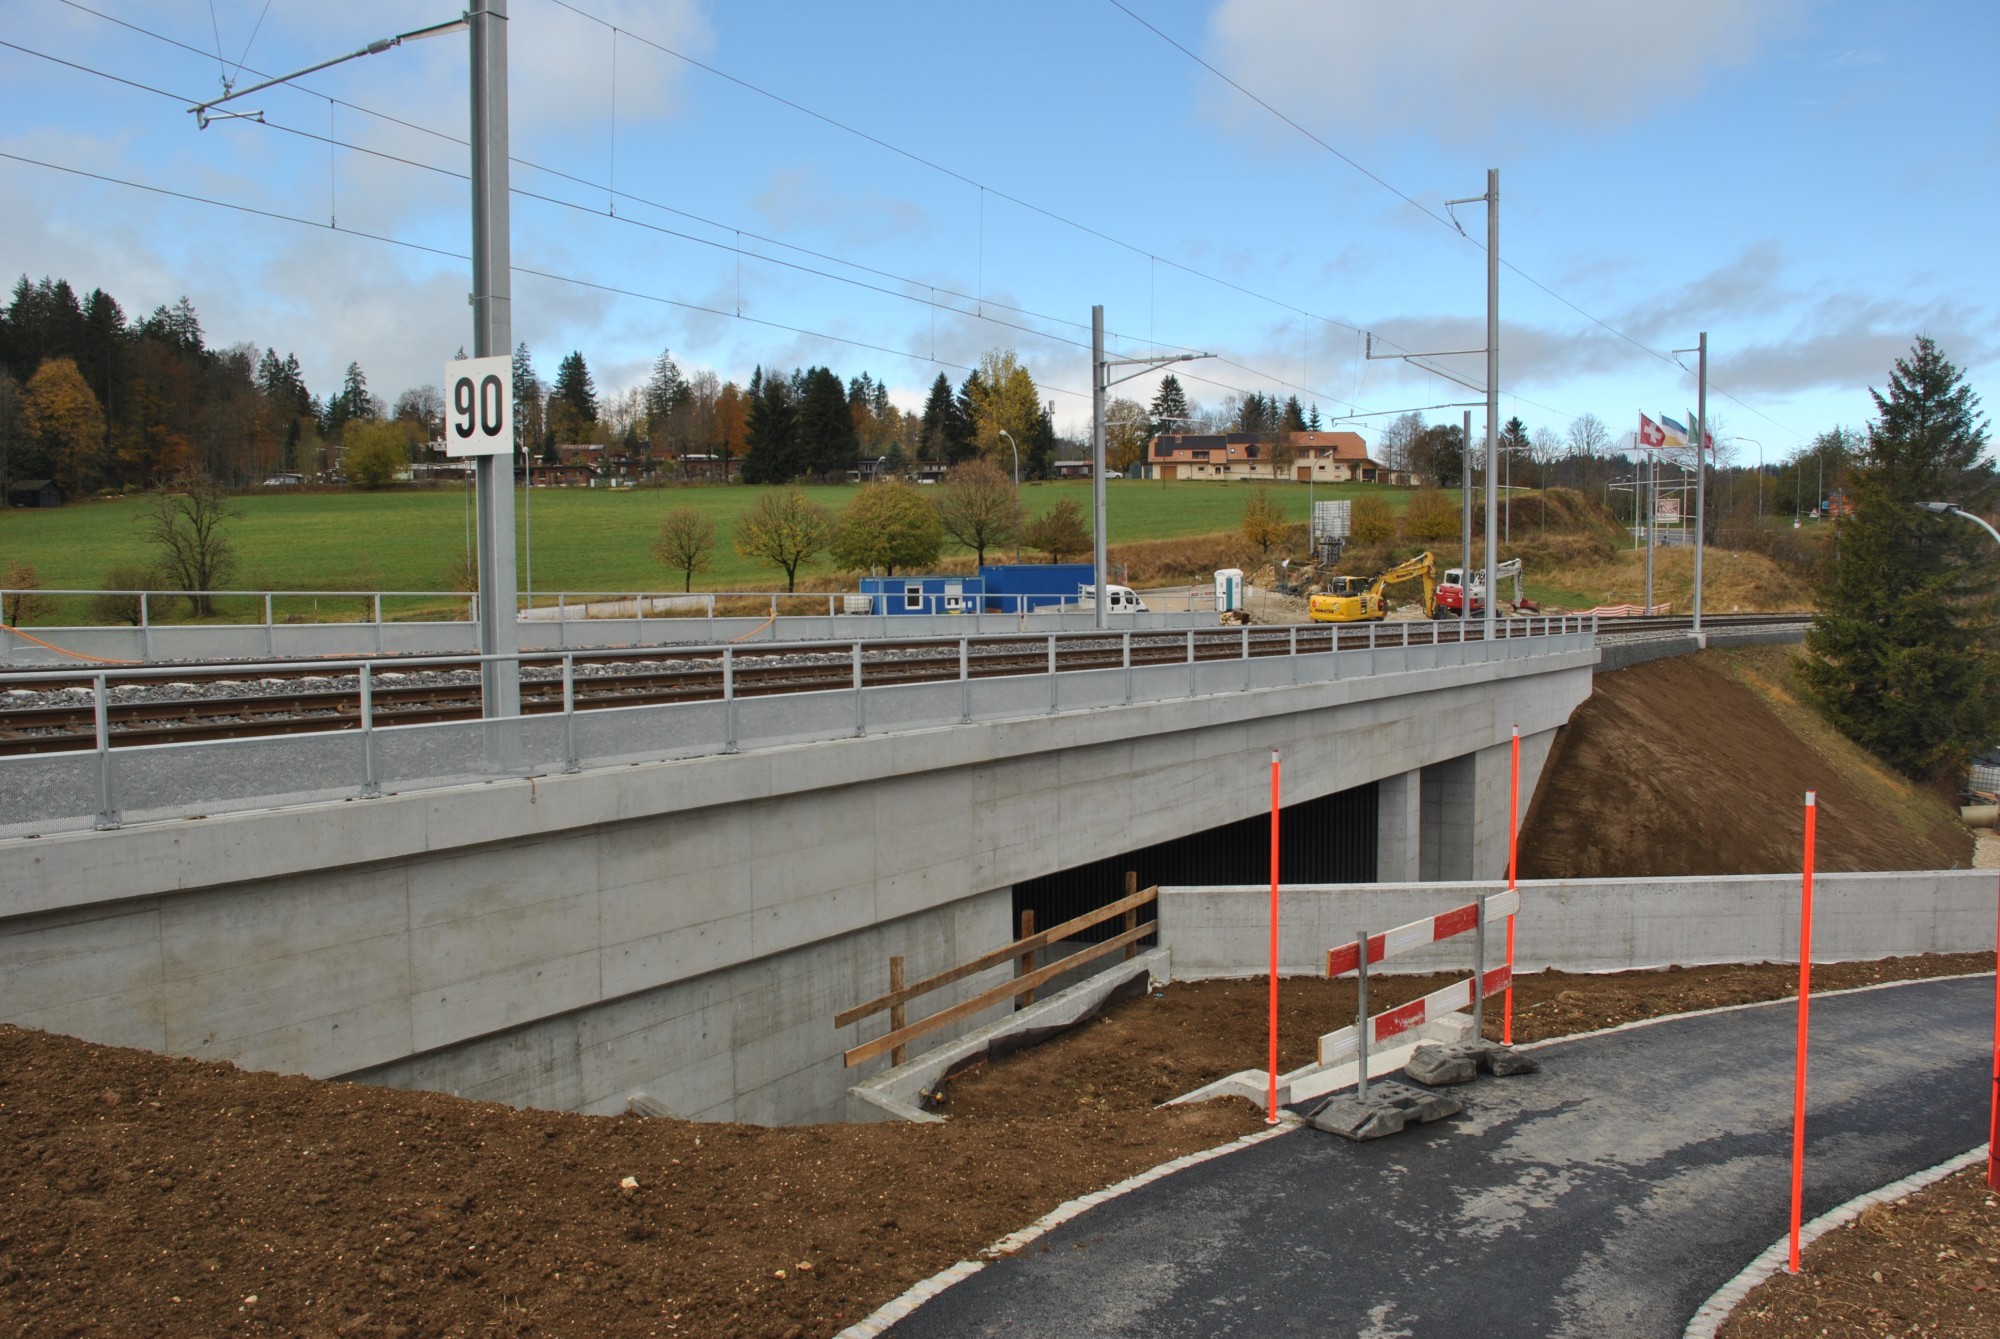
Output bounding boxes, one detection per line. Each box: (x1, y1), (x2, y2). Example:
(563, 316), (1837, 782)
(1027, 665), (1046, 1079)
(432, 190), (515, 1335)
(1788, 790), (1818, 1273)
(1268, 747), (1281, 1123)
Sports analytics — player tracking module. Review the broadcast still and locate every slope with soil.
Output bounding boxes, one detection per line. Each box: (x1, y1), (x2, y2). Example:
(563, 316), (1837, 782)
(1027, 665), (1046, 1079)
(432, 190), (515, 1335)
(4, 955), (1992, 1339)
(1518, 648), (1972, 879)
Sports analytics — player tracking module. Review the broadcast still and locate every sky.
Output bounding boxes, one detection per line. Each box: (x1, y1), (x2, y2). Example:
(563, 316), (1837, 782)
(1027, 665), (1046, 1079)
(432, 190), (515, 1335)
(5, 0), (1997, 463)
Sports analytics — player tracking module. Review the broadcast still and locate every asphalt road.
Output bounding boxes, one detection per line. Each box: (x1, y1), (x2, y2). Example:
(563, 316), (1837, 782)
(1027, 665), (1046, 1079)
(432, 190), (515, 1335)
(885, 975), (1993, 1338)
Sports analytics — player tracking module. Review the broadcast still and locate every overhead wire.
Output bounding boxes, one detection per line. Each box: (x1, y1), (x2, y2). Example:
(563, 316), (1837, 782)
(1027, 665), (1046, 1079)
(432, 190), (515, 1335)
(1104, 0), (1800, 439)
(20, 8), (1459, 422)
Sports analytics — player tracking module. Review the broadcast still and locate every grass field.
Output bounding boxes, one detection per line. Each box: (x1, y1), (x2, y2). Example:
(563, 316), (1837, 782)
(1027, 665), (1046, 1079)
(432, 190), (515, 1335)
(1, 479), (1420, 614)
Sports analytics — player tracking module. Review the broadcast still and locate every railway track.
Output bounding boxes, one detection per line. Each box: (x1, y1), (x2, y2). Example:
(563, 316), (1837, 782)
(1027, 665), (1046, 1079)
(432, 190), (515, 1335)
(0, 614), (1803, 756)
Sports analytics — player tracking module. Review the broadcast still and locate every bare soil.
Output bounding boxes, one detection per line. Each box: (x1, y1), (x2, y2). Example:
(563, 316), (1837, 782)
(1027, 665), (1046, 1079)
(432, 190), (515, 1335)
(1717, 1165), (2000, 1338)
(1519, 649), (1973, 878)
(3, 953), (1992, 1339)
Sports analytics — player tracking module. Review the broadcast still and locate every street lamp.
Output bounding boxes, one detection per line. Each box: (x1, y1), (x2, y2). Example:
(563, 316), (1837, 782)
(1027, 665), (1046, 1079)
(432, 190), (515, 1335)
(1917, 500), (2000, 545)
(1736, 438), (1764, 525)
(996, 429), (1021, 565)
(1929, 496), (2000, 1195)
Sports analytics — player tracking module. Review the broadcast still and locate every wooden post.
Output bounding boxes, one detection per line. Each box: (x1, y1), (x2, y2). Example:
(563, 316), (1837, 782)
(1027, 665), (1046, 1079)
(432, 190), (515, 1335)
(1123, 870), (1140, 960)
(1015, 910), (1036, 1007)
(888, 956), (907, 1067)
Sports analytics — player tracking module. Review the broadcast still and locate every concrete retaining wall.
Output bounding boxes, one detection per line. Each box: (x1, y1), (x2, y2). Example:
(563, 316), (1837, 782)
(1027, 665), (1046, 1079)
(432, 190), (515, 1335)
(1158, 871), (1997, 978)
(1596, 624), (1805, 674)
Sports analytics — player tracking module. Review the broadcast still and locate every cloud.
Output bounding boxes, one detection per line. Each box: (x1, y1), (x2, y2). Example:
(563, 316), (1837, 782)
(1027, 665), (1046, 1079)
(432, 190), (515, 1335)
(1202, 0), (1798, 139)
(753, 166), (930, 248)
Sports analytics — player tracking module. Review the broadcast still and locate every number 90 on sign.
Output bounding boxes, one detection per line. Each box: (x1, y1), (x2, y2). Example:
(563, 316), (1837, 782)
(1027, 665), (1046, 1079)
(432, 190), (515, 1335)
(443, 355), (513, 457)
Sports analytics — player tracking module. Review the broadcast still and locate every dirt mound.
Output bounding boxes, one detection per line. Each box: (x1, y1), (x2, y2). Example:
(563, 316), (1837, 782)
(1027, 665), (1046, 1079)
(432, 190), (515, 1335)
(1519, 649), (1972, 878)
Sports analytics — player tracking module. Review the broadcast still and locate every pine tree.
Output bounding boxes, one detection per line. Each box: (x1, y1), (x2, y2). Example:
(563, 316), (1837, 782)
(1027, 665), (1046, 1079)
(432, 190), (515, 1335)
(511, 343), (545, 458)
(1282, 395), (1307, 432)
(552, 351), (597, 423)
(741, 367), (801, 484)
(1306, 403), (1323, 431)
(797, 365), (860, 478)
(1801, 337), (1999, 781)
(1149, 374), (1190, 436)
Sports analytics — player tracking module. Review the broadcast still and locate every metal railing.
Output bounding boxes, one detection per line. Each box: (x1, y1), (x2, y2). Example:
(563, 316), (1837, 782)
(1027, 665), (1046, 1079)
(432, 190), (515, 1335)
(0, 586), (1213, 664)
(0, 616), (1596, 841)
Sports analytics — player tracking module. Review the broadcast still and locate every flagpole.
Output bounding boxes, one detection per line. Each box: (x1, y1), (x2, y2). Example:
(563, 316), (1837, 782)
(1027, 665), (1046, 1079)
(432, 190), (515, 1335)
(1645, 430), (1656, 616)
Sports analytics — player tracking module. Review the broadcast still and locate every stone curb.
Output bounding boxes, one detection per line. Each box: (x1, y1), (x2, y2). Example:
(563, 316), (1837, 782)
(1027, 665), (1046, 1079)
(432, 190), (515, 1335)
(1681, 1143), (1989, 1339)
(832, 1115), (1302, 1338)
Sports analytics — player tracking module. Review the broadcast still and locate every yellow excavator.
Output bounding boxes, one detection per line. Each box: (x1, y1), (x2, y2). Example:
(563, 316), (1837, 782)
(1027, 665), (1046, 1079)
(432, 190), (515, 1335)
(1307, 552), (1439, 623)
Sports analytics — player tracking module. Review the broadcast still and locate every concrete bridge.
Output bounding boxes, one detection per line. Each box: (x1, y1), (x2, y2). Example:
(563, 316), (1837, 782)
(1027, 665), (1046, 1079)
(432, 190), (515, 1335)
(0, 622), (1594, 1124)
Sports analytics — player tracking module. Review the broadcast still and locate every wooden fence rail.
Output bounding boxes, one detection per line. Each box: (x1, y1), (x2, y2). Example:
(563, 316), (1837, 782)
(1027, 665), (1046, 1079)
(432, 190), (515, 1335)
(837, 880), (1159, 1069)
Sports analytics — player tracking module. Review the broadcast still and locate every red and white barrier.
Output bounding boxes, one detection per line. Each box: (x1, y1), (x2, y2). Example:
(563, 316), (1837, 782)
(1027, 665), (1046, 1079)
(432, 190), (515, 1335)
(1318, 889), (1518, 1068)
(1319, 966), (1513, 1066)
(1325, 890), (1520, 979)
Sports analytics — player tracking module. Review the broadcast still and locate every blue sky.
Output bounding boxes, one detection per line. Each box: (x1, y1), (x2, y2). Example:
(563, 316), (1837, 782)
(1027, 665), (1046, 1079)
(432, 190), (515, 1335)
(5, 0), (1996, 463)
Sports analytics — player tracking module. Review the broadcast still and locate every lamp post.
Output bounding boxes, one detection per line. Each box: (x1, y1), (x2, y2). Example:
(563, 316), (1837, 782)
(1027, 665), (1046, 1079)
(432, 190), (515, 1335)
(1917, 499), (2000, 1193)
(997, 429), (1021, 565)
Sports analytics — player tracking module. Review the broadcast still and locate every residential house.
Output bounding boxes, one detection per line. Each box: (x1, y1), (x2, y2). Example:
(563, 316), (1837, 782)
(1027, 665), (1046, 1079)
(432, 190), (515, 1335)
(1146, 431), (1413, 485)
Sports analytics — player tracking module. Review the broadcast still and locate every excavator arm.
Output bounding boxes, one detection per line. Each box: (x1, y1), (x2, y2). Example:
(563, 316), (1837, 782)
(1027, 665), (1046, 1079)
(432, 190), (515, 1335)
(1367, 551), (1439, 617)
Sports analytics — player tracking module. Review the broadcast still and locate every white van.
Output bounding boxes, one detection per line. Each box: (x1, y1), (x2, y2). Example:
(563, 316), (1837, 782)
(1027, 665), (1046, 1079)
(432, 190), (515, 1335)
(1075, 584), (1148, 613)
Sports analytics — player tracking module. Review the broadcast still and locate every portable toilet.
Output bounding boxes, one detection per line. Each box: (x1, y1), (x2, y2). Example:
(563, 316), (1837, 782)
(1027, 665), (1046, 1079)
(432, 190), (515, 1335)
(1214, 568), (1244, 614)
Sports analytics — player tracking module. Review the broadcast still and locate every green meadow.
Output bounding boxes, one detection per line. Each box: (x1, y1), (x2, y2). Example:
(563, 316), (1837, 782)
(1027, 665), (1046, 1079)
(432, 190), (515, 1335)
(0, 479), (1421, 616)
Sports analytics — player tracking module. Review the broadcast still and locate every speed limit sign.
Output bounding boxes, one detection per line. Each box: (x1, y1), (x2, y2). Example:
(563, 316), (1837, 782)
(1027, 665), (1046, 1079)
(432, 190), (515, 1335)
(443, 355), (513, 457)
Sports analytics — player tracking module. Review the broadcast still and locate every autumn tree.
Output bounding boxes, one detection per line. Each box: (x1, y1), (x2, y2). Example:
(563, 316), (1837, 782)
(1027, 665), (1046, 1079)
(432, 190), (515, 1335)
(652, 507), (718, 592)
(138, 467), (238, 615)
(933, 458), (1018, 566)
(734, 488), (833, 591)
(1802, 337), (1999, 781)
(512, 343), (547, 460)
(342, 418), (415, 488)
(832, 481), (945, 575)
(1, 563), (55, 626)
(1104, 398), (1151, 474)
(21, 357), (107, 493)
(1350, 494), (1396, 544)
(1241, 489), (1290, 557)
(964, 350), (1041, 471)
(1024, 497), (1089, 563)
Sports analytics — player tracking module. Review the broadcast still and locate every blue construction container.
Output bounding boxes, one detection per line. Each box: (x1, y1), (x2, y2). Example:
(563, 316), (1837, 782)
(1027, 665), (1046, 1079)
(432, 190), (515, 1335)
(976, 563), (1094, 613)
(856, 575), (984, 616)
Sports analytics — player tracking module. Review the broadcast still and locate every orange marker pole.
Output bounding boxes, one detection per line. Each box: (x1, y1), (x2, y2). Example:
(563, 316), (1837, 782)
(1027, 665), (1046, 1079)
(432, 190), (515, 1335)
(1267, 747), (1282, 1124)
(1505, 725), (1520, 1045)
(1990, 867), (1999, 1191)
(1788, 790), (1818, 1274)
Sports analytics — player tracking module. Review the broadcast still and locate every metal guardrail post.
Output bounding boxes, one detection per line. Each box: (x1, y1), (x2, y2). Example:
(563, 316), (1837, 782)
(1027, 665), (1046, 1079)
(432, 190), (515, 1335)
(1241, 623), (1251, 691)
(1047, 633), (1058, 713)
(852, 641), (865, 736)
(960, 636), (971, 723)
(1355, 926), (1371, 1102)
(561, 653), (579, 773)
(723, 646), (738, 752)
(1123, 629), (1133, 704)
(372, 594), (383, 654)
(1289, 625), (1299, 684)
(263, 593), (275, 658)
(139, 592), (151, 662)
(556, 593), (567, 650)
(92, 673), (119, 830)
(1187, 627), (1197, 696)
(358, 663), (381, 798)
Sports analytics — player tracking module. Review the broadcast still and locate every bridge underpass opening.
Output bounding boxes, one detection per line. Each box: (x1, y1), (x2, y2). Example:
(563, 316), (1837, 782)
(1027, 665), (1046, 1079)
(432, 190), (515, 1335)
(1011, 780), (1380, 966)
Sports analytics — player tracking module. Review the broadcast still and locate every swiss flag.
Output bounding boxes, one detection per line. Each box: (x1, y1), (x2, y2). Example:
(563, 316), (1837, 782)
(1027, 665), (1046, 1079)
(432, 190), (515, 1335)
(1638, 414), (1666, 449)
